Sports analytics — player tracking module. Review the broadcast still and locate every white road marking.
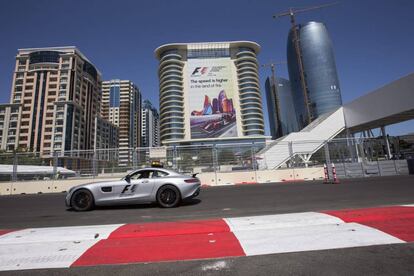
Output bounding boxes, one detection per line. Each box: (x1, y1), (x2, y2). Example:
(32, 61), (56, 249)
(230, 222), (404, 256)
(0, 224), (123, 245)
(0, 240), (99, 271)
(225, 212), (344, 232)
(0, 224), (123, 271)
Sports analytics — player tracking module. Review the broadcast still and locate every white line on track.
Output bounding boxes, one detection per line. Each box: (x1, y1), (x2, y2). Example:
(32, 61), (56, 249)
(225, 213), (405, 256)
(224, 212), (344, 232)
(0, 224), (123, 271)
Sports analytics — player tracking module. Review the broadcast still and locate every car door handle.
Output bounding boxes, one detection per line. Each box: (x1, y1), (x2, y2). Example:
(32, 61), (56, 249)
(142, 180), (149, 184)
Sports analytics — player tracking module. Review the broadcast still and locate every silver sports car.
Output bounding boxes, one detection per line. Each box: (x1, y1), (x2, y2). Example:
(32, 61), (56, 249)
(65, 168), (201, 211)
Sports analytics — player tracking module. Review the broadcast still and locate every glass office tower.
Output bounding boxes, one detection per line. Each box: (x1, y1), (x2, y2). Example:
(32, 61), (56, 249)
(287, 21), (342, 129)
(265, 77), (299, 139)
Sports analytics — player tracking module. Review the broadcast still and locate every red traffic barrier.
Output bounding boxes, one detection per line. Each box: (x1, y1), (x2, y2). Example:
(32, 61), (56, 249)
(332, 163), (340, 184)
(323, 164), (329, 184)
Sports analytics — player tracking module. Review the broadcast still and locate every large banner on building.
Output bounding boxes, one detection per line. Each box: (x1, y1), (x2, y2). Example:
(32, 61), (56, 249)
(188, 58), (238, 139)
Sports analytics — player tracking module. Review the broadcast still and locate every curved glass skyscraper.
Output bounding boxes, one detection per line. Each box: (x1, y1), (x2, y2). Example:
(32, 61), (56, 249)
(287, 21), (342, 129)
(155, 41), (265, 145)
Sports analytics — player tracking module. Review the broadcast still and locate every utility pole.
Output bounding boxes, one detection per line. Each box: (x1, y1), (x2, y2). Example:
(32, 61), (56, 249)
(273, 2), (339, 126)
(262, 61), (286, 138)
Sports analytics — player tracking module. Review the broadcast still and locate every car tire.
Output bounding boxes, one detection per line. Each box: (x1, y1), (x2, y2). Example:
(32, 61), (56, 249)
(156, 185), (181, 208)
(70, 189), (95, 211)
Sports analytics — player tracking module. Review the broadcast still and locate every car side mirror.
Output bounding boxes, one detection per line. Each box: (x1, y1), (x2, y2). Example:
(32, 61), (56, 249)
(125, 175), (131, 183)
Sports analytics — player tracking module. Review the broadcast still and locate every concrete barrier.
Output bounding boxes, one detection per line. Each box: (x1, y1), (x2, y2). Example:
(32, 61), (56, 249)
(216, 171), (256, 185)
(5, 178), (120, 195)
(0, 182), (12, 195)
(293, 167), (324, 181)
(256, 169), (294, 183)
(198, 172), (216, 187)
(0, 167), (330, 195)
(10, 181), (51, 194)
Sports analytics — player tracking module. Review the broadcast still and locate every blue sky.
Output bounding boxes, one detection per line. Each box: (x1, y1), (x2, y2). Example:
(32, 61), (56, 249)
(0, 0), (413, 135)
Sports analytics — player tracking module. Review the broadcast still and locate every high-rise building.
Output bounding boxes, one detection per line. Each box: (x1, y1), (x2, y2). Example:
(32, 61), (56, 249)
(0, 103), (21, 151)
(265, 77), (299, 139)
(102, 79), (141, 166)
(1, 47), (118, 169)
(141, 100), (160, 147)
(94, 115), (119, 150)
(287, 22), (342, 129)
(155, 41), (265, 145)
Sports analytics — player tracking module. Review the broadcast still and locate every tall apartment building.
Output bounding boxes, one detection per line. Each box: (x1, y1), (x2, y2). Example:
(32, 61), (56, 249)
(141, 100), (160, 147)
(0, 103), (21, 151)
(155, 41), (265, 145)
(102, 80), (141, 166)
(1, 47), (118, 169)
(95, 115), (119, 150)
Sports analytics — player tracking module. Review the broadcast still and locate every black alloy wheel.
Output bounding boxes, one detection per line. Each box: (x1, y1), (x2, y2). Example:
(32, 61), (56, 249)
(70, 189), (95, 211)
(157, 185), (181, 208)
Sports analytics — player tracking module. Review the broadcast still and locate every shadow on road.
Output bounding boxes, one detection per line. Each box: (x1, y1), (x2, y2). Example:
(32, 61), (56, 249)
(65, 199), (202, 212)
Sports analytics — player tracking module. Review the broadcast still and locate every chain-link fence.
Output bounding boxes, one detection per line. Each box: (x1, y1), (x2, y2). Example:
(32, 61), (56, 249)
(0, 137), (412, 182)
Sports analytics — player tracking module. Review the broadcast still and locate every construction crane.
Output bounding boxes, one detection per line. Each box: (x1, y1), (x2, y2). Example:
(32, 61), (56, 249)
(262, 61), (286, 138)
(273, 2), (339, 126)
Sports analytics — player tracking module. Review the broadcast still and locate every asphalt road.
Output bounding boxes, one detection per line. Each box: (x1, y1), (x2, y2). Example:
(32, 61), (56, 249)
(1, 175), (414, 229)
(3, 244), (413, 276)
(1, 175), (414, 275)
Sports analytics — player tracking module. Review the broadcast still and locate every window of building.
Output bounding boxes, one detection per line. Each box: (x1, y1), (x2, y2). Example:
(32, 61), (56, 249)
(29, 51), (60, 64)
(109, 85), (120, 107)
(187, 48), (230, 59)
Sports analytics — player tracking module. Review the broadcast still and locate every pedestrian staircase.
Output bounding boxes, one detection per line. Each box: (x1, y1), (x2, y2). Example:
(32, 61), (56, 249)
(257, 107), (346, 169)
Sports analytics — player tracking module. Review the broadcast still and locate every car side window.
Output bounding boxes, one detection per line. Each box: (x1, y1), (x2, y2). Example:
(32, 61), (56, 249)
(130, 170), (150, 180)
(151, 170), (168, 178)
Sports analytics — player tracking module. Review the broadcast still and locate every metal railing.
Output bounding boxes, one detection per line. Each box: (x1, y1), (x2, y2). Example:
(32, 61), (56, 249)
(0, 137), (412, 182)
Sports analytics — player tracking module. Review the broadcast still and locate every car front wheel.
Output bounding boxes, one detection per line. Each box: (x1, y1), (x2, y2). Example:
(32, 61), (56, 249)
(156, 185), (181, 208)
(70, 189), (94, 211)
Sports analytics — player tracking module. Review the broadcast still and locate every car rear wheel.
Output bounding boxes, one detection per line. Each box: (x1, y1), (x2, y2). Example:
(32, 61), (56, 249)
(70, 189), (94, 211)
(156, 185), (181, 208)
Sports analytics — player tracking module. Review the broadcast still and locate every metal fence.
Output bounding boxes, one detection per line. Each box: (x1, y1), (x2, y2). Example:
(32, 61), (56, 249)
(0, 137), (412, 182)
